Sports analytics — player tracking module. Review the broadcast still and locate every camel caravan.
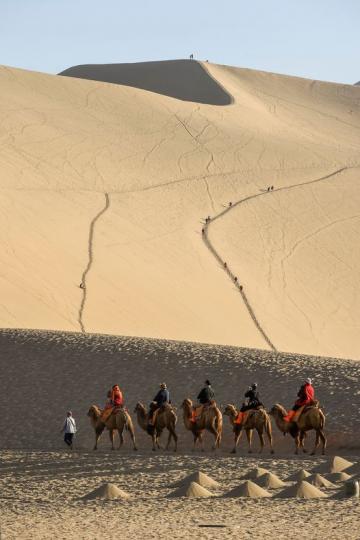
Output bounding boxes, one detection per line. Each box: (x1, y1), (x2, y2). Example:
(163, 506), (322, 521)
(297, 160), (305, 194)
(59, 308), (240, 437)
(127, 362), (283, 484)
(86, 378), (327, 455)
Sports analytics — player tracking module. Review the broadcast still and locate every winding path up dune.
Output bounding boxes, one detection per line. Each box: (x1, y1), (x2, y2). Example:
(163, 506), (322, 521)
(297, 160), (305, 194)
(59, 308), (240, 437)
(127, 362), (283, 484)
(0, 61), (359, 357)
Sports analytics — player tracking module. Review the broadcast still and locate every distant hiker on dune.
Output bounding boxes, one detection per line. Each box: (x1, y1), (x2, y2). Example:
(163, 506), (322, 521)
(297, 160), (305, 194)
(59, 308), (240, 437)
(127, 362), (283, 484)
(61, 411), (76, 449)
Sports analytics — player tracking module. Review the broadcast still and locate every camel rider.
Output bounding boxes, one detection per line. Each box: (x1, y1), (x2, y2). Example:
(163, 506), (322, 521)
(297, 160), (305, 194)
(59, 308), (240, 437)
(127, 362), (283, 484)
(111, 384), (124, 407)
(149, 383), (170, 425)
(234, 383), (262, 425)
(284, 378), (315, 422)
(240, 383), (263, 412)
(197, 380), (215, 405)
(101, 385), (124, 422)
(192, 380), (215, 422)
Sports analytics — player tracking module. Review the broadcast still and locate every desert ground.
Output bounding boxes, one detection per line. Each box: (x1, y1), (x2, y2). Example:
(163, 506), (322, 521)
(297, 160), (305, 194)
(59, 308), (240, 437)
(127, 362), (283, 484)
(0, 329), (360, 538)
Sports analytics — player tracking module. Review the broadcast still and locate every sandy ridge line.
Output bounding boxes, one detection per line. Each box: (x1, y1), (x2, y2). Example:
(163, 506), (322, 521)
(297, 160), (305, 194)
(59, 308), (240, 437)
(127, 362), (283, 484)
(78, 193), (110, 332)
(202, 165), (355, 352)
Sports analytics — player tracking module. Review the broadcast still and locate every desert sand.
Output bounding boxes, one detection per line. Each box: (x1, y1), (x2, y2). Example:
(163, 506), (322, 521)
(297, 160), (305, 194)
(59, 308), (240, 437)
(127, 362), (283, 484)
(0, 60), (359, 357)
(0, 329), (359, 537)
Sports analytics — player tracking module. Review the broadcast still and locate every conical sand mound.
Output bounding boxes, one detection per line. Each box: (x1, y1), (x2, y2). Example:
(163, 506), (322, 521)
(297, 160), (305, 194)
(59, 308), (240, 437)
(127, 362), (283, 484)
(82, 483), (130, 501)
(326, 472), (352, 483)
(342, 462), (360, 475)
(170, 471), (219, 489)
(224, 480), (272, 498)
(168, 481), (213, 498)
(242, 467), (269, 480)
(256, 472), (286, 489)
(308, 473), (336, 489)
(286, 469), (311, 482)
(330, 456), (354, 473)
(277, 480), (327, 499)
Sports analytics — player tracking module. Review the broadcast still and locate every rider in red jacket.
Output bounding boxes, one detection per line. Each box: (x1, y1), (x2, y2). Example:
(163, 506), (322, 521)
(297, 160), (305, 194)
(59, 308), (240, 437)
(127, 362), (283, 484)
(111, 384), (124, 407)
(284, 378), (314, 422)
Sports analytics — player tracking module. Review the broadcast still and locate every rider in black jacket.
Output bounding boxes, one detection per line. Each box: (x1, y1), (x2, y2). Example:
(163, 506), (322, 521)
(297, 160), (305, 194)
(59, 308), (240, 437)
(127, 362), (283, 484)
(240, 383), (263, 412)
(197, 380), (215, 404)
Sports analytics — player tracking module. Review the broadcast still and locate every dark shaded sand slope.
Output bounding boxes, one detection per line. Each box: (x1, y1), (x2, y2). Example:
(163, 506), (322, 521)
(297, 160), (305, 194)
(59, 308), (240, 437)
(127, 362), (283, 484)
(59, 59), (232, 104)
(0, 329), (359, 452)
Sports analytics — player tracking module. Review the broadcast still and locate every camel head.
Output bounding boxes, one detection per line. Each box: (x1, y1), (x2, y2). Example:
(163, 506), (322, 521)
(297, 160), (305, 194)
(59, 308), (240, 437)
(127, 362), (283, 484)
(134, 402), (147, 415)
(87, 405), (101, 419)
(181, 398), (193, 410)
(223, 404), (237, 417)
(269, 404), (287, 418)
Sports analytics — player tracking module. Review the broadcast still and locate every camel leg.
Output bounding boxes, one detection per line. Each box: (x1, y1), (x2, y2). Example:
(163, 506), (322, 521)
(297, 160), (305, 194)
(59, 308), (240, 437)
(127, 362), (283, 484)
(257, 428), (265, 454)
(208, 423), (219, 451)
(151, 432), (157, 451)
(109, 429), (115, 450)
(118, 430), (124, 450)
(294, 433), (300, 455)
(320, 430), (327, 455)
(165, 430), (172, 450)
(266, 425), (274, 454)
(168, 427), (178, 452)
(299, 431), (307, 453)
(128, 425), (138, 451)
(93, 428), (102, 450)
(246, 429), (253, 453)
(231, 429), (243, 454)
(310, 431), (321, 456)
(199, 432), (205, 452)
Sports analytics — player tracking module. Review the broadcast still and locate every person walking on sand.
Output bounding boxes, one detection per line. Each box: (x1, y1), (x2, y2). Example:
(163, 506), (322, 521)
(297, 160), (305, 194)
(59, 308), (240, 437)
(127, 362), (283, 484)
(61, 411), (76, 449)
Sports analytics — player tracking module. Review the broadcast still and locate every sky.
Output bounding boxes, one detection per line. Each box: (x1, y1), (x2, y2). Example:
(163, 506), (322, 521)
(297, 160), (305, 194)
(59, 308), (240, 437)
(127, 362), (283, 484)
(1, 0), (359, 84)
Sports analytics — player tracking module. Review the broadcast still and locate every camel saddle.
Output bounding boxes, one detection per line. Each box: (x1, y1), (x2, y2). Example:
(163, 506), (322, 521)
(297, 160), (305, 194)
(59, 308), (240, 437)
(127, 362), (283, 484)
(293, 400), (320, 423)
(191, 401), (215, 423)
(101, 405), (124, 423)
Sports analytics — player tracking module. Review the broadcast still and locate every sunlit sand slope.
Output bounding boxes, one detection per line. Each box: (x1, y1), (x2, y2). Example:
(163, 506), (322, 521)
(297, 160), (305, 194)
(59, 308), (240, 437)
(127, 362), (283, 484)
(0, 62), (359, 357)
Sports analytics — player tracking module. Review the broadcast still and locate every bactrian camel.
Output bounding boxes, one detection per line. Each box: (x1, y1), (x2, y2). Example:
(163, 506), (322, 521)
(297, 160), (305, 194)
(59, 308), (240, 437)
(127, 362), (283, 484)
(87, 405), (137, 451)
(181, 398), (222, 450)
(270, 403), (326, 455)
(134, 402), (178, 451)
(224, 404), (274, 454)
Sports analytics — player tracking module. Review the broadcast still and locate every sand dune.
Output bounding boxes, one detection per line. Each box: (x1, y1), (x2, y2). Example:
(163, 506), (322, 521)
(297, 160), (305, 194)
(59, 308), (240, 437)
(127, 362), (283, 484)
(60, 59), (232, 105)
(0, 62), (359, 357)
